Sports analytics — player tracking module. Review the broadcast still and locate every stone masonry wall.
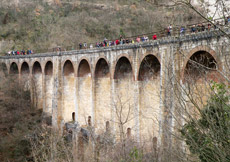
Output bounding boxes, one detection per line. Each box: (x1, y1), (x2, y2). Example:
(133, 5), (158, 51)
(0, 29), (229, 149)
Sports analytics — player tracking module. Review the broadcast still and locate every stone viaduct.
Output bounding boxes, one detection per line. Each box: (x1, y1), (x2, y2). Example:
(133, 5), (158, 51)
(0, 29), (229, 146)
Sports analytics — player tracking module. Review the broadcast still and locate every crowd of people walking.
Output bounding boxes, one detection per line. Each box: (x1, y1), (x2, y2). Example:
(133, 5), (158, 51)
(78, 18), (230, 50)
(7, 49), (33, 56)
(6, 17), (230, 56)
(78, 35), (153, 49)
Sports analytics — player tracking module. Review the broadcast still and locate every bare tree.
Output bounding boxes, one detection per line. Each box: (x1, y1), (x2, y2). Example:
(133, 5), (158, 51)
(29, 125), (73, 162)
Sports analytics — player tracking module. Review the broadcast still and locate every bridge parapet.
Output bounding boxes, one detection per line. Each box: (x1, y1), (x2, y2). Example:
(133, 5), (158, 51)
(0, 27), (229, 59)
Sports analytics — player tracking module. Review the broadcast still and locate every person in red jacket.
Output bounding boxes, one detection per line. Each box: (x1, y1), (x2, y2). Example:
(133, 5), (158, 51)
(115, 39), (120, 45)
(152, 34), (157, 40)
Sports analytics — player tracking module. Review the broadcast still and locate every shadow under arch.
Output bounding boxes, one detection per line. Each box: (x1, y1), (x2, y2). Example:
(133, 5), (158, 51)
(114, 56), (133, 80)
(138, 54), (161, 81)
(10, 62), (19, 74)
(95, 58), (110, 78)
(78, 59), (91, 77)
(63, 60), (74, 76)
(21, 62), (30, 75)
(32, 61), (42, 74)
(184, 50), (218, 83)
(45, 61), (53, 76)
(21, 62), (30, 91)
(32, 61), (42, 109)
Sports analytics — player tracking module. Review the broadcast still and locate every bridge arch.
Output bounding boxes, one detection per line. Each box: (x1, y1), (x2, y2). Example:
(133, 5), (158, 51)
(138, 54), (161, 139)
(94, 58), (111, 128)
(185, 46), (218, 65)
(95, 58), (110, 78)
(114, 56), (133, 80)
(138, 54), (161, 81)
(182, 46), (220, 82)
(21, 62), (30, 75)
(77, 59), (91, 77)
(181, 47), (222, 123)
(32, 61), (43, 109)
(113, 56), (135, 134)
(31, 60), (43, 73)
(45, 61), (53, 76)
(77, 58), (93, 125)
(140, 52), (161, 65)
(63, 60), (75, 122)
(10, 62), (19, 74)
(63, 60), (75, 76)
(20, 62), (30, 91)
(32, 61), (42, 74)
(44, 61), (53, 116)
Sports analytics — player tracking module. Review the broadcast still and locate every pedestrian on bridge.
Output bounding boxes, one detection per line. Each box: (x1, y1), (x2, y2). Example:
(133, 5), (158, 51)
(79, 43), (82, 49)
(152, 34), (157, 40)
(167, 24), (172, 36)
(83, 42), (87, 49)
(136, 36), (141, 43)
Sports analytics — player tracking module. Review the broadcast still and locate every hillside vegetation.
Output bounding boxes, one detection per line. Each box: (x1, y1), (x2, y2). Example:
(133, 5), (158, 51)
(0, 0), (203, 54)
(0, 73), (42, 162)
